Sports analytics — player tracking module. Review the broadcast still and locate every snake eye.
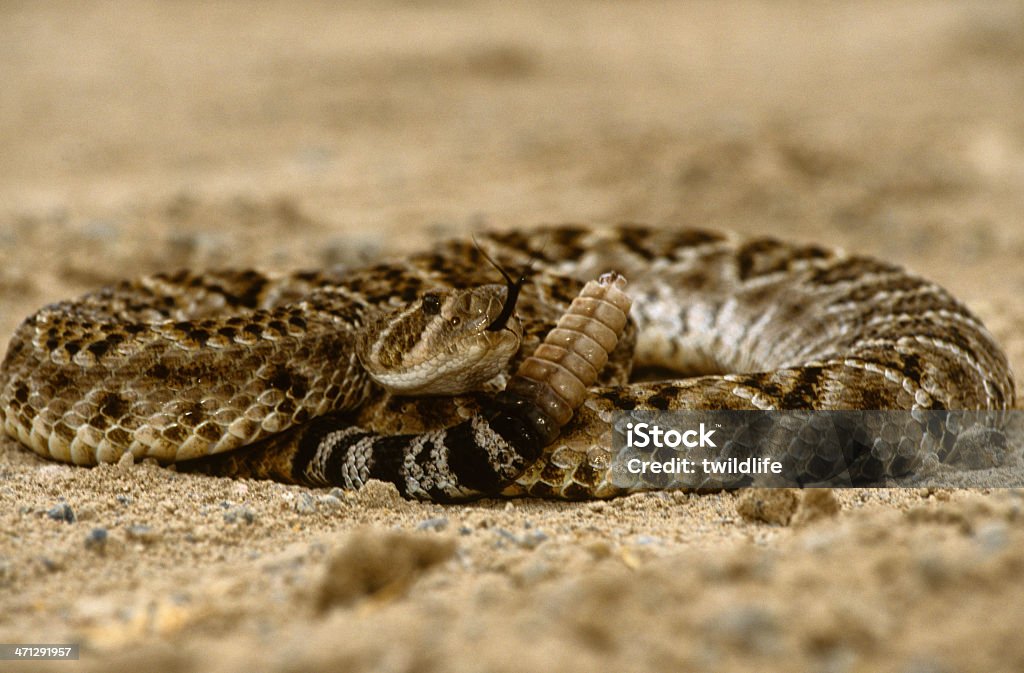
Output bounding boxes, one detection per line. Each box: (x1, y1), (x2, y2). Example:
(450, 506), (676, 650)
(449, 316), (461, 326)
(422, 293), (441, 315)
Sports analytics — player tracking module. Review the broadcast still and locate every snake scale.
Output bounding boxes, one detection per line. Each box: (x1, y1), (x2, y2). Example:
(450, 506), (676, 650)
(0, 225), (1016, 500)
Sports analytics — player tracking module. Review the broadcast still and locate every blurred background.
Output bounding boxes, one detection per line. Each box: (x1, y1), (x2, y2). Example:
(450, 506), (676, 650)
(2, 0), (1023, 375)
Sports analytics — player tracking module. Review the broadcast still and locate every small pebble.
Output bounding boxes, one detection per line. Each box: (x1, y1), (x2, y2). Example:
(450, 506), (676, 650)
(352, 480), (405, 508)
(223, 506), (257, 525)
(294, 493), (317, 514)
(973, 521), (1009, 554)
(416, 517), (449, 532)
(519, 530), (549, 549)
(494, 528), (517, 547)
(736, 489), (799, 526)
(793, 489), (841, 525)
(125, 524), (159, 542)
(493, 528), (548, 550)
(85, 527), (108, 550)
(47, 503), (75, 523)
(316, 494), (343, 510)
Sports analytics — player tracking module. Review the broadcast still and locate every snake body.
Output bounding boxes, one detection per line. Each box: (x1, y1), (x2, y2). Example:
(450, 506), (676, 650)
(0, 225), (1016, 499)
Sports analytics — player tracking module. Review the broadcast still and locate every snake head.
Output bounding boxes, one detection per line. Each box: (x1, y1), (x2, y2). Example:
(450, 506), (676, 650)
(357, 284), (523, 395)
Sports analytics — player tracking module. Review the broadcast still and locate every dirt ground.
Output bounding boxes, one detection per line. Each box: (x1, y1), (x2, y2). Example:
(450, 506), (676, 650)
(2, 1), (1024, 671)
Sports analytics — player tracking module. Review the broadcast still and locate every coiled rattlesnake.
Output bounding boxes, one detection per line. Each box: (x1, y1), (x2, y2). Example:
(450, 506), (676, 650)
(0, 225), (1016, 499)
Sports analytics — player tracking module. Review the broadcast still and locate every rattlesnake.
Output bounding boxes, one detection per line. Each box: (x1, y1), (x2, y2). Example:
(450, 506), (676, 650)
(0, 225), (1016, 499)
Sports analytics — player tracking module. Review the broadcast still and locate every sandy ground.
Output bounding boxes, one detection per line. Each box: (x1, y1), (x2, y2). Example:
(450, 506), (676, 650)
(2, 1), (1024, 671)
